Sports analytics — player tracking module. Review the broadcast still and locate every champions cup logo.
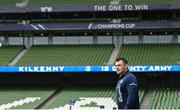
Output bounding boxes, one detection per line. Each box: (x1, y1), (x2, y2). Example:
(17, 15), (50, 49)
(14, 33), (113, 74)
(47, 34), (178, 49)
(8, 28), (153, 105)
(41, 7), (53, 12)
(96, 23), (135, 29)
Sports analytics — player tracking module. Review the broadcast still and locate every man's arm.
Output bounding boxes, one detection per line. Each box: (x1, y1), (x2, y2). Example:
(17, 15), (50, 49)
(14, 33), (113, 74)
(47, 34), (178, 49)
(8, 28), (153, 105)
(125, 76), (139, 109)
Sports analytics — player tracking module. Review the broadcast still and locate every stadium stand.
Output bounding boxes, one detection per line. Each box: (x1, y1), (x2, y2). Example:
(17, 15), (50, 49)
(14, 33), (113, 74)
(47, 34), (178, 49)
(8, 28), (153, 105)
(0, 0), (21, 7)
(148, 85), (180, 109)
(26, 0), (180, 6)
(31, 18), (110, 24)
(118, 43), (180, 65)
(41, 86), (145, 110)
(0, 45), (23, 65)
(16, 44), (114, 66)
(1, 0), (180, 7)
(28, 0), (112, 7)
(139, 87), (146, 104)
(0, 86), (57, 109)
(0, 0), (180, 109)
(43, 86), (115, 109)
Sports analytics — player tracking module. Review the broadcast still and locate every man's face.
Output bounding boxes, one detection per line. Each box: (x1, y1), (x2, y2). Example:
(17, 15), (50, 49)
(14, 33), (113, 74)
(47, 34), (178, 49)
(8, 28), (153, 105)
(115, 60), (128, 75)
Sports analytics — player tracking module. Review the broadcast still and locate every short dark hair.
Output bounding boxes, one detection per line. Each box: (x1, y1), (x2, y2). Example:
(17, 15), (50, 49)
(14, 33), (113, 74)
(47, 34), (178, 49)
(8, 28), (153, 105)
(116, 57), (128, 64)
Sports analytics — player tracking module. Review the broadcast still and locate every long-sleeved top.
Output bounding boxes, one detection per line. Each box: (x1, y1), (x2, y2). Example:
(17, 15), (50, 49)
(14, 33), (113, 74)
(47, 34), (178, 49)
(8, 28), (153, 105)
(115, 70), (139, 109)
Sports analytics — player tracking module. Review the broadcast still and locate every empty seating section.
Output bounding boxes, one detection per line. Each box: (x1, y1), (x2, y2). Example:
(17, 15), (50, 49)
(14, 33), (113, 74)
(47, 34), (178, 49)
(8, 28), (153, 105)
(139, 87), (146, 103)
(44, 86), (115, 109)
(118, 43), (180, 65)
(28, 0), (111, 7)
(0, 0), (21, 7)
(42, 86), (145, 109)
(1, 0), (180, 7)
(31, 18), (110, 24)
(16, 44), (113, 66)
(0, 86), (57, 109)
(27, 0), (180, 6)
(0, 45), (23, 65)
(148, 86), (180, 109)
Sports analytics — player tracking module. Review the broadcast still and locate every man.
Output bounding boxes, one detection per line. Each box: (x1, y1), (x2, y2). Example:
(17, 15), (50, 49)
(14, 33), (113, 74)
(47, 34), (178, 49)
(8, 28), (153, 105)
(115, 57), (139, 109)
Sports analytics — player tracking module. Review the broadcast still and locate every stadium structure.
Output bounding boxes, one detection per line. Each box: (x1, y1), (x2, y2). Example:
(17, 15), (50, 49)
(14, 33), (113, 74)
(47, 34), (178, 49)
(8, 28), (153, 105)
(0, 0), (180, 110)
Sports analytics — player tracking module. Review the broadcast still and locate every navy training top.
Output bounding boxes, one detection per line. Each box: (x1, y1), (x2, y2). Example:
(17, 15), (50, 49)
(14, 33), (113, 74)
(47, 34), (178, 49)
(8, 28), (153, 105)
(115, 70), (139, 109)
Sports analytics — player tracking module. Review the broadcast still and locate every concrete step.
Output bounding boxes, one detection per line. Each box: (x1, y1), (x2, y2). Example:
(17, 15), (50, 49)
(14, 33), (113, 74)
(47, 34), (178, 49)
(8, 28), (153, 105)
(8, 49), (28, 66)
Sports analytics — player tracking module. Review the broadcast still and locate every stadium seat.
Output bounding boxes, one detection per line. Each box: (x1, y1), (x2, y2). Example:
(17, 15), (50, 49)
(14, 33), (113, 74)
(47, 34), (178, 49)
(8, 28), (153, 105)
(148, 86), (180, 109)
(28, 0), (112, 7)
(118, 43), (180, 65)
(0, 86), (57, 109)
(16, 44), (114, 66)
(0, 0), (21, 7)
(0, 45), (23, 65)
